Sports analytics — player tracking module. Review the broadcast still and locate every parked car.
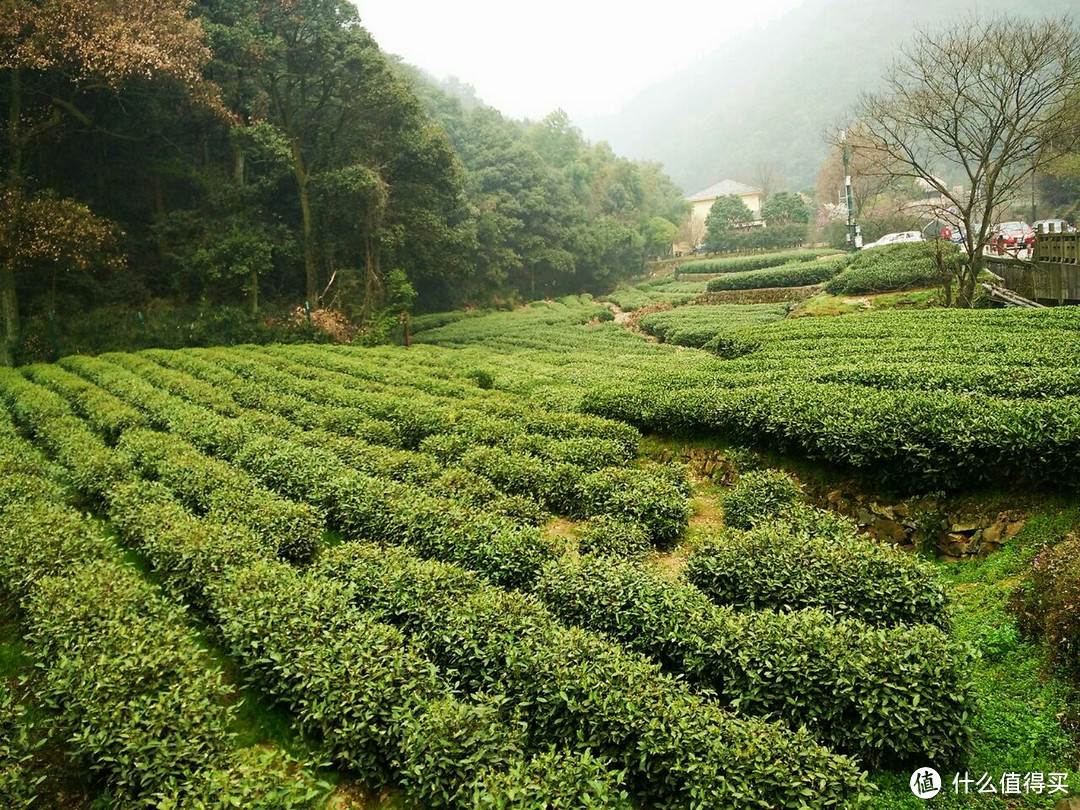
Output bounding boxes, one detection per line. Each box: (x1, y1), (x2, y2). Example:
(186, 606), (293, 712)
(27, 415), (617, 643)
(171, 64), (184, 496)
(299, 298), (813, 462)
(1033, 218), (1076, 234)
(860, 231), (925, 250)
(990, 221), (1035, 254)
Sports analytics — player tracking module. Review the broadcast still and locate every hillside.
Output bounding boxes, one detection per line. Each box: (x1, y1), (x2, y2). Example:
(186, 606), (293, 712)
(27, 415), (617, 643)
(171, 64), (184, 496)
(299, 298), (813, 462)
(583, 0), (1076, 193)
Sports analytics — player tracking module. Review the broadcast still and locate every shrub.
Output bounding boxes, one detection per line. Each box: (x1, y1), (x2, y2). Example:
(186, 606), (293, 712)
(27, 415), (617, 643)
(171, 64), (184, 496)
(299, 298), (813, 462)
(679, 247), (837, 274)
(824, 241), (960, 295)
(637, 304), (787, 348)
(575, 466), (691, 545)
(721, 469), (804, 529)
(705, 255), (851, 291)
(536, 554), (971, 766)
(1010, 536), (1080, 677)
(0, 684), (42, 808)
(117, 428), (322, 564)
(27, 560), (237, 803)
(575, 515), (653, 560)
(473, 749), (632, 809)
(686, 517), (950, 627)
(316, 542), (873, 809)
(209, 560), (530, 805)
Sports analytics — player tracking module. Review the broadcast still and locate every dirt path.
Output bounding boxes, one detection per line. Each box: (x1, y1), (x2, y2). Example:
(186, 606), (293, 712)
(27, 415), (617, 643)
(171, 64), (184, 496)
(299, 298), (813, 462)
(602, 301), (665, 343)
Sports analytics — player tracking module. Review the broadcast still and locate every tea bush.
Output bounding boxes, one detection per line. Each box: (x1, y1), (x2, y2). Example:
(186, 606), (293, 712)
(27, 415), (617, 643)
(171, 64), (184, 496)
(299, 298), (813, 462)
(686, 520), (950, 627)
(575, 515), (653, 560)
(637, 303), (787, 348)
(316, 542), (872, 809)
(705, 255), (852, 291)
(536, 554), (971, 766)
(721, 469), (805, 529)
(825, 241), (960, 295)
(679, 247), (841, 274)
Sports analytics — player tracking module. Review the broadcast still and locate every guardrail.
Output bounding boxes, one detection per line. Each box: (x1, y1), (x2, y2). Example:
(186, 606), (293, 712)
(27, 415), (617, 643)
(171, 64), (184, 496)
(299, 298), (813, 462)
(990, 226), (1079, 305)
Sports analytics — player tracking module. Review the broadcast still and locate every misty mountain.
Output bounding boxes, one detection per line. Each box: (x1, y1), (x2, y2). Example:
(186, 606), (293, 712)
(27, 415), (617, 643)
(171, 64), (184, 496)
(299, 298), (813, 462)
(581, 0), (1075, 195)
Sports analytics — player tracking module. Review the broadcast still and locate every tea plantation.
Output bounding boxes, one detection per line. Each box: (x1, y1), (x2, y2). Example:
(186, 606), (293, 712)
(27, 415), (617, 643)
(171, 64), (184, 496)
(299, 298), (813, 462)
(2, 289), (1080, 807)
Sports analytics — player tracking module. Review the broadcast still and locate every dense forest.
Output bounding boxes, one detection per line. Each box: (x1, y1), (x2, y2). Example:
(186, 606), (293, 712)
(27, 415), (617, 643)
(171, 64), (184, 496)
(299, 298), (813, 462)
(0, 0), (687, 364)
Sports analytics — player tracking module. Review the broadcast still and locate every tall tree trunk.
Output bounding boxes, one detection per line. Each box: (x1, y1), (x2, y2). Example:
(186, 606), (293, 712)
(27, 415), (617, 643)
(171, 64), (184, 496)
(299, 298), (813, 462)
(290, 139), (317, 304)
(2, 69), (24, 366)
(232, 141), (258, 315)
(0, 262), (18, 367)
(7, 69), (23, 184)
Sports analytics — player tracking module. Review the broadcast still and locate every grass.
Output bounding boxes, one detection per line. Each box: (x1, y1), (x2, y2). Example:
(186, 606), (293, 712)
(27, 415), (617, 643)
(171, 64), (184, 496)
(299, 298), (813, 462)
(793, 287), (944, 317)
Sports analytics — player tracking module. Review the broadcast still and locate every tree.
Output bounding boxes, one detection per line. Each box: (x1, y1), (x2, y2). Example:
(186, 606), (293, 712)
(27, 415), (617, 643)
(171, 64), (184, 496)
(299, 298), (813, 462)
(753, 163), (781, 203)
(0, 190), (125, 358)
(0, 0), (216, 364)
(674, 215), (706, 251)
(705, 194), (753, 234)
(849, 15), (1080, 306)
(762, 191), (811, 225)
(644, 216), (677, 258)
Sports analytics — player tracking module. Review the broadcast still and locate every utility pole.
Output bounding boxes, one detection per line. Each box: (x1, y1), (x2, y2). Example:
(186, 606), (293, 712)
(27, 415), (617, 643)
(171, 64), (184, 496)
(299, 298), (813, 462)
(840, 130), (861, 250)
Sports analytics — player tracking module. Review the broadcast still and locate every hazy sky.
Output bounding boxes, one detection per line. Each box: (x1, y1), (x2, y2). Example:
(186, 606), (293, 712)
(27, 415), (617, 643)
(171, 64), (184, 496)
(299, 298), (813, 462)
(353, 0), (805, 122)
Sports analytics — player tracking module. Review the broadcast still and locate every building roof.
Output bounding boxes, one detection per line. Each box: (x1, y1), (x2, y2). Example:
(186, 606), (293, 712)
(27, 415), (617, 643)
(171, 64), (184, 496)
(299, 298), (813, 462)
(686, 179), (761, 202)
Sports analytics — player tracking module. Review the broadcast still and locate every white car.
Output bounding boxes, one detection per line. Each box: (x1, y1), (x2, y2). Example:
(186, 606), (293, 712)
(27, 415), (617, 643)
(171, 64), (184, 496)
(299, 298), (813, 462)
(860, 231), (926, 250)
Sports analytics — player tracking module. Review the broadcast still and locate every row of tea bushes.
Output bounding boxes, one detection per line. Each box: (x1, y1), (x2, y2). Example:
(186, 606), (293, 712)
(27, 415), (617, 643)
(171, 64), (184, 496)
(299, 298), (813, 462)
(0, 413), (326, 808)
(824, 241), (959, 295)
(535, 554), (970, 766)
(687, 520), (950, 627)
(66, 352), (679, 546)
(0, 369), (129, 500)
(117, 428), (322, 564)
(705, 255), (852, 291)
(48, 355), (557, 587)
(316, 542), (873, 808)
(107, 464), (626, 807)
(637, 304), (788, 348)
(678, 248), (839, 275)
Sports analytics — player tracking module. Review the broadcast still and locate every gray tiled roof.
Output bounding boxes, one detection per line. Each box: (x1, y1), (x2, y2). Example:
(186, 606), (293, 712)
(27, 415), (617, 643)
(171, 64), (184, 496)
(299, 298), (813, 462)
(686, 179), (761, 201)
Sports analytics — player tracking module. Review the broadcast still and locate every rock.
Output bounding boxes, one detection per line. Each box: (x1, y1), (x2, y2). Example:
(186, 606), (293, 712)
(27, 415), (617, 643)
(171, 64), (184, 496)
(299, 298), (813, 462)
(950, 521), (982, 534)
(942, 533), (971, 557)
(1005, 519), (1026, 540)
(1053, 799), (1080, 810)
(893, 504), (910, 519)
(856, 508), (874, 527)
(982, 521), (1004, 546)
(871, 517), (908, 544)
(826, 489), (844, 503)
(870, 501), (896, 520)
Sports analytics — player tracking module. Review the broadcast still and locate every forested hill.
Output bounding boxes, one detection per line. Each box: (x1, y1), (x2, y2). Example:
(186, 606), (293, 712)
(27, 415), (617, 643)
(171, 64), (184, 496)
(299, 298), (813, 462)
(584, 0), (1077, 194)
(0, 0), (687, 365)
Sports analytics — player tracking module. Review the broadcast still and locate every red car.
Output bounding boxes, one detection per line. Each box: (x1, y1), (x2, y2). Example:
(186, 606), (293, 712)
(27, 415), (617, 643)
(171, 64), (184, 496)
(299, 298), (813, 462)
(990, 221), (1035, 254)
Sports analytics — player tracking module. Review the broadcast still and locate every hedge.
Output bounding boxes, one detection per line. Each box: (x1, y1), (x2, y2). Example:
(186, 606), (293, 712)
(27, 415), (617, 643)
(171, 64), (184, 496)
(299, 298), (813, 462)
(679, 247), (840, 275)
(721, 469), (805, 529)
(472, 749), (632, 809)
(0, 683), (41, 808)
(824, 241), (960, 295)
(686, 515), (950, 627)
(575, 515), (653, 560)
(109, 472), (608, 807)
(0, 452), (323, 807)
(535, 554), (971, 766)
(706, 255), (852, 291)
(0, 369), (130, 499)
(316, 541), (873, 808)
(637, 304), (787, 348)
(117, 427), (322, 564)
